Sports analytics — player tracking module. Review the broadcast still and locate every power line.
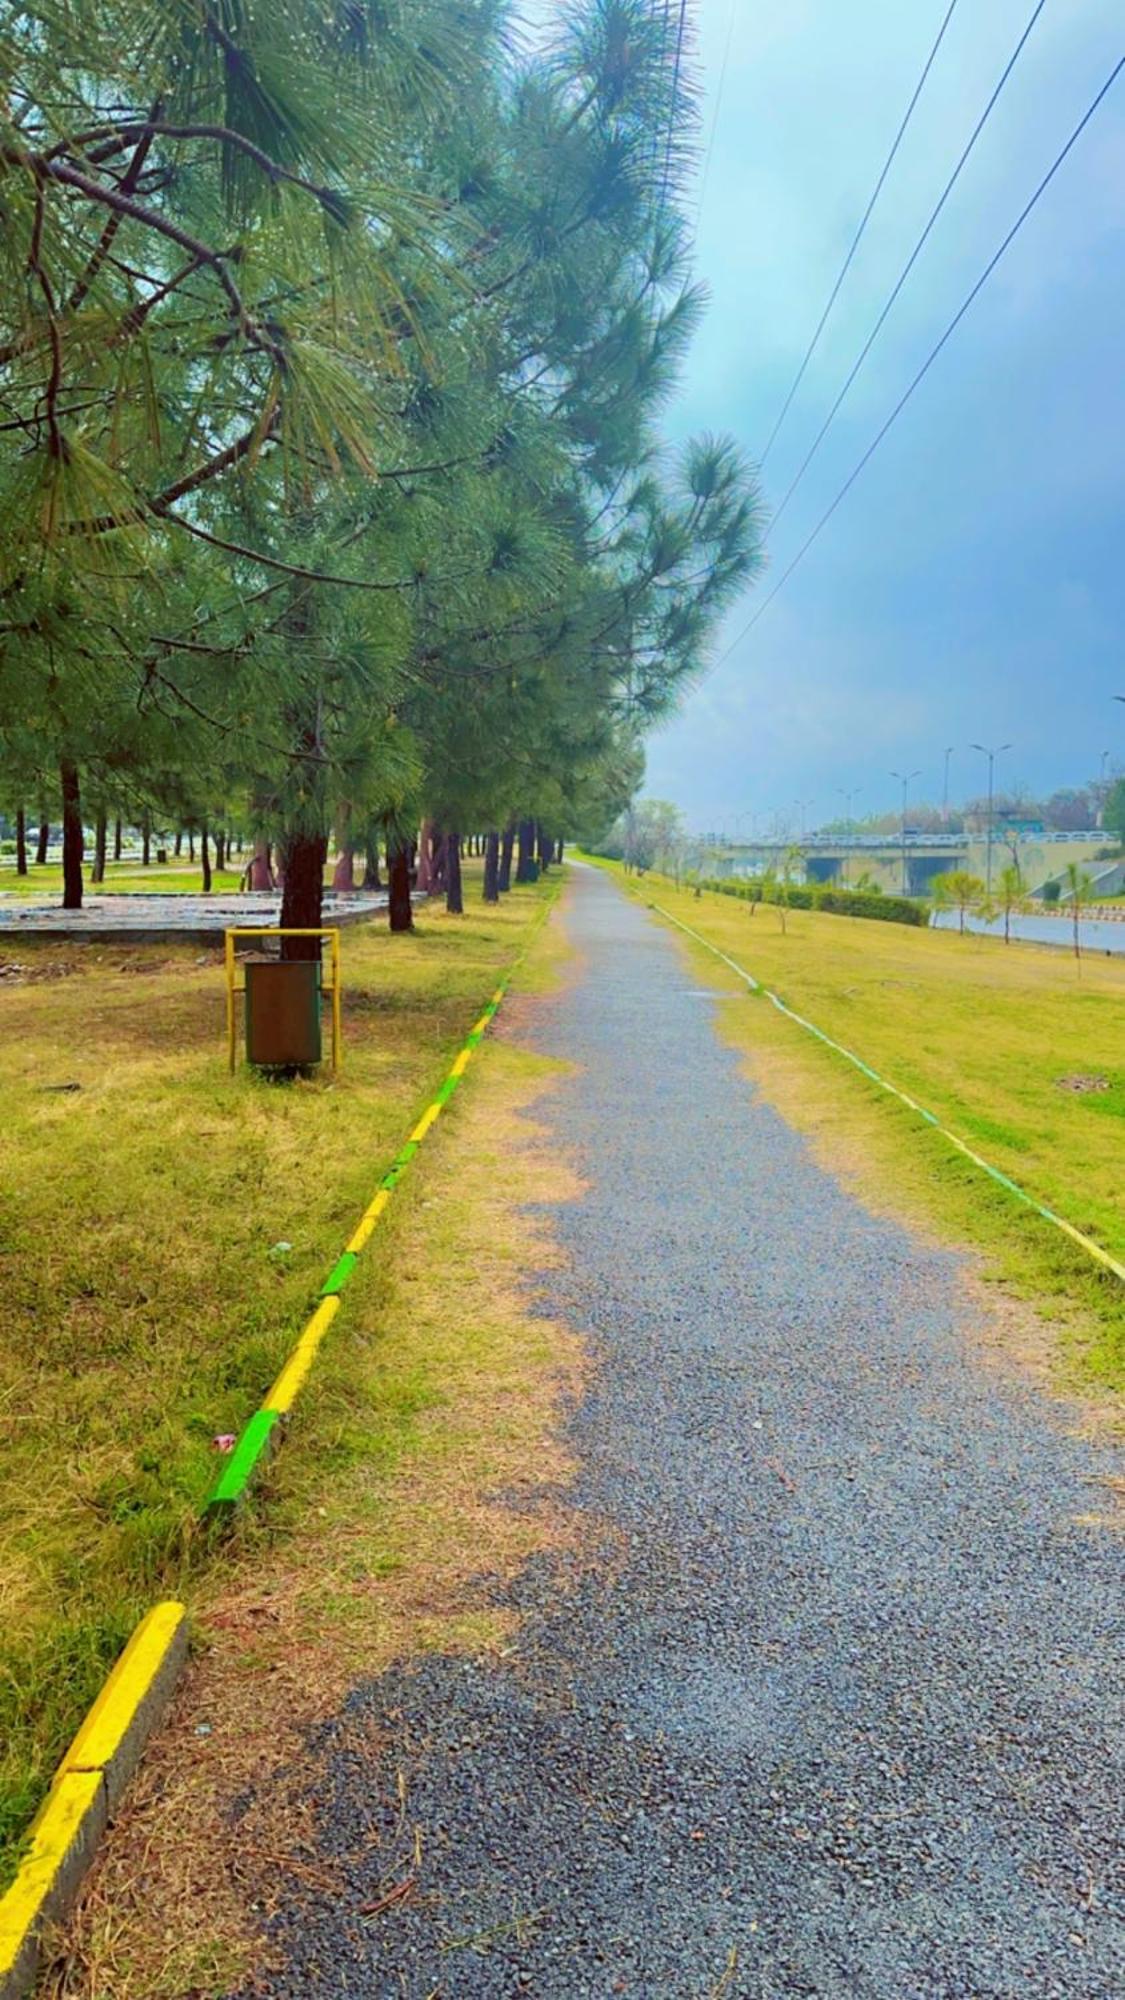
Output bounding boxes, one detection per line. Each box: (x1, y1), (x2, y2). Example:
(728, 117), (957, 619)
(769, 0), (1049, 536)
(659, 0), (691, 212)
(694, 0), (736, 226)
(759, 0), (962, 470)
(717, 51), (1125, 664)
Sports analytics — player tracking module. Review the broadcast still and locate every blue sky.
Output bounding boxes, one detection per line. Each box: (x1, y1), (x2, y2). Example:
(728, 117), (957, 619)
(616, 1), (1125, 830)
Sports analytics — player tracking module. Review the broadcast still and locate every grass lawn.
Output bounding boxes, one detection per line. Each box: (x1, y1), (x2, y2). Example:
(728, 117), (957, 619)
(604, 867), (1125, 1398)
(0, 868), (556, 1886)
(0, 862), (249, 897)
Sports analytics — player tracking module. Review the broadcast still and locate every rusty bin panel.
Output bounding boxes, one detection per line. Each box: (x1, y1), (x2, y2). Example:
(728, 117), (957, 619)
(244, 957), (322, 1067)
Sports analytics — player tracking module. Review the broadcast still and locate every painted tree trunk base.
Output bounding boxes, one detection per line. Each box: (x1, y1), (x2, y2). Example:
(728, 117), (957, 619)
(248, 840), (274, 892)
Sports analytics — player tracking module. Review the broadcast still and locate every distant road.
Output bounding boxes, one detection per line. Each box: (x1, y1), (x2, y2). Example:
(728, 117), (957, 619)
(932, 908), (1125, 954)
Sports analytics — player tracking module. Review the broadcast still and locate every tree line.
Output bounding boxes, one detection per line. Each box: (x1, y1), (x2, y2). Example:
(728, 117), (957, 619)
(0, 0), (764, 942)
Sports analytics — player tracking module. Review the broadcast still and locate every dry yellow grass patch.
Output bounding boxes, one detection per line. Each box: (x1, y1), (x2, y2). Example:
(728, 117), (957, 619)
(37, 977), (588, 1998)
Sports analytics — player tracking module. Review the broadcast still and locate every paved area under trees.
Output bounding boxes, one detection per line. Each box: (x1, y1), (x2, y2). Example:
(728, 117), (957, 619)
(233, 868), (1124, 1998)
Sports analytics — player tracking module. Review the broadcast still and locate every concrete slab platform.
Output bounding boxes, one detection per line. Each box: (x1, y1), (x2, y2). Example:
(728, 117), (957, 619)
(0, 891), (394, 945)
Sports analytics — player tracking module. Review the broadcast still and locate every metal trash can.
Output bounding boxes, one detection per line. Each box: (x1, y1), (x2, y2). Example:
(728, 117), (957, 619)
(244, 956), (322, 1067)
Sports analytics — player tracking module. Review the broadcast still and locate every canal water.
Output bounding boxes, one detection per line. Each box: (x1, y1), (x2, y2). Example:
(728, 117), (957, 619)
(931, 909), (1125, 955)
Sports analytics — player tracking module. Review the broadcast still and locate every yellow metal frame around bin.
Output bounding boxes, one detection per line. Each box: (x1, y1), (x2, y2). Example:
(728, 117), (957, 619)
(224, 928), (342, 1074)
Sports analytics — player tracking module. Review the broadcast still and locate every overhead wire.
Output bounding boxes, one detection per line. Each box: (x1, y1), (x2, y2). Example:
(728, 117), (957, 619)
(769, 0), (1049, 535)
(716, 50), (1125, 664)
(659, 0), (691, 211)
(693, 0), (736, 227)
(759, 0), (963, 470)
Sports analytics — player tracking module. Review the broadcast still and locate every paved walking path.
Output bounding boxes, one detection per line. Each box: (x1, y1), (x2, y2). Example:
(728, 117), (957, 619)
(242, 867), (1124, 1999)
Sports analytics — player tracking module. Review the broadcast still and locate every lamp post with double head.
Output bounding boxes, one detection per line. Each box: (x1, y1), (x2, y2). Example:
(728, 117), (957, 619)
(890, 770), (920, 896)
(970, 742), (1011, 896)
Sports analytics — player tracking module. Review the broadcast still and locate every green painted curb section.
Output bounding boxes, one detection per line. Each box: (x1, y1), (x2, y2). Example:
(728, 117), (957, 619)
(321, 1251), (358, 1296)
(204, 1409), (282, 1512)
(434, 1075), (460, 1106)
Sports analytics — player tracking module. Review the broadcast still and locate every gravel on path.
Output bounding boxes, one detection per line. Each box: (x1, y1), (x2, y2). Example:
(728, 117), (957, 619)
(235, 865), (1124, 1999)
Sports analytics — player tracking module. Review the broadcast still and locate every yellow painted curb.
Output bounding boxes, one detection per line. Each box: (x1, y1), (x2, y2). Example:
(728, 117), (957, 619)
(449, 1048), (473, 1078)
(409, 1102), (441, 1145)
(61, 1601), (189, 1810)
(0, 1773), (105, 2000)
(267, 1296), (341, 1415)
(0, 1601), (188, 2000)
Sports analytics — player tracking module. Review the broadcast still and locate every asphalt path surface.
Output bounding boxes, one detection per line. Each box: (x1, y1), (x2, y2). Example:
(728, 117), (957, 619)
(237, 867), (1124, 1998)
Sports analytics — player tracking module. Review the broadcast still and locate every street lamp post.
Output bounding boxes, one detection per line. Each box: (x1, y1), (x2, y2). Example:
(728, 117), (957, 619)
(836, 787), (862, 886)
(890, 770), (920, 896)
(942, 746), (954, 825)
(794, 798), (813, 843)
(970, 741), (1011, 895)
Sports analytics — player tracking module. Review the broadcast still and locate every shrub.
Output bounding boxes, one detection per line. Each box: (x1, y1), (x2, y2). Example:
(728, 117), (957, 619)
(1042, 879), (1061, 904)
(701, 877), (925, 927)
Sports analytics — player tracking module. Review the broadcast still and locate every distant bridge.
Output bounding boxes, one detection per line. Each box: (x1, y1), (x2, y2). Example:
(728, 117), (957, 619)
(707, 830), (1108, 898)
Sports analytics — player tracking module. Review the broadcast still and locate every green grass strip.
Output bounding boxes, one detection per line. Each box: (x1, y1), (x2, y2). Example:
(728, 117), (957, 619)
(649, 897), (1125, 1289)
(321, 1251), (358, 1296)
(204, 1409), (282, 1512)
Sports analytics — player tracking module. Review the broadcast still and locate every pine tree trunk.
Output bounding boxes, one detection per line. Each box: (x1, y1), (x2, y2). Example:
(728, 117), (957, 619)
(556, 838), (565, 863)
(431, 829), (448, 893)
(60, 759), (83, 909)
(536, 824), (551, 873)
(91, 811), (107, 884)
(499, 822), (515, 892)
(248, 839), (274, 891)
(214, 830), (226, 871)
(279, 832), (328, 958)
(188, 832), (195, 862)
(416, 820), (434, 894)
(36, 817), (49, 866)
(387, 836), (414, 932)
(515, 818), (536, 883)
(483, 830), (500, 902)
(174, 831), (182, 857)
(201, 822), (212, 894)
(332, 844), (355, 892)
(113, 818), (122, 861)
(141, 817), (151, 868)
(15, 808), (27, 876)
(445, 831), (464, 914)
(363, 831), (381, 889)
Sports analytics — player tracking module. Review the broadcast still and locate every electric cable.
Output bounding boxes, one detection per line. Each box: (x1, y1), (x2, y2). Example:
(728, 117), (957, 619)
(759, 0), (962, 469)
(717, 50), (1125, 662)
(769, 0), (1049, 534)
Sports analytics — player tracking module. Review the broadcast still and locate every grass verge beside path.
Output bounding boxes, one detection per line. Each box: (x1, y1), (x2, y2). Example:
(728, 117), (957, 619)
(36, 897), (583, 2000)
(600, 865), (1125, 1402)
(0, 868), (556, 1886)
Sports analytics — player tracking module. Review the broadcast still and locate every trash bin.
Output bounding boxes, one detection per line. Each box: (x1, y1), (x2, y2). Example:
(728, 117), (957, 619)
(244, 955), (322, 1067)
